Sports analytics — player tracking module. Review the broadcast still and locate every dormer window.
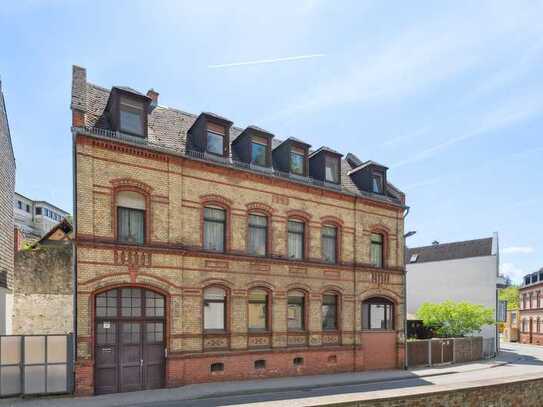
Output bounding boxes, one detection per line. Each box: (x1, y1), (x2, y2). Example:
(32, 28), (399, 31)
(207, 130), (224, 156)
(371, 173), (384, 194)
(290, 149), (305, 175)
(325, 156), (340, 183)
(119, 97), (145, 136)
(251, 136), (268, 167)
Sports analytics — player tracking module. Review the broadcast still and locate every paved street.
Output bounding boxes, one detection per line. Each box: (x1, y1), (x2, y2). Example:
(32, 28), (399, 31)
(1, 342), (542, 407)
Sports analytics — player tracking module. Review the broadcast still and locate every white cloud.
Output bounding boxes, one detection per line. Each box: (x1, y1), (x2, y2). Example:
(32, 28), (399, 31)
(208, 54), (325, 69)
(501, 262), (526, 283)
(503, 246), (534, 254)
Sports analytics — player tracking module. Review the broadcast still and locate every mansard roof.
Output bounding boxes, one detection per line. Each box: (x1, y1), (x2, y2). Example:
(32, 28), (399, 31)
(71, 67), (405, 207)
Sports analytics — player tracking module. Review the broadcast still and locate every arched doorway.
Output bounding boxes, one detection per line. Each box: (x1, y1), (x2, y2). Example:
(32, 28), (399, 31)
(94, 287), (165, 394)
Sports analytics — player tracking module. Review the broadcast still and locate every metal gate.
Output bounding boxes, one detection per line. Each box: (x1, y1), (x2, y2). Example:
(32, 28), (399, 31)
(0, 334), (73, 397)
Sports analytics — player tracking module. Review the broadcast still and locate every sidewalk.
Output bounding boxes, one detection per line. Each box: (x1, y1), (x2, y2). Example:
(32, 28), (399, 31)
(0, 357), (510, 407)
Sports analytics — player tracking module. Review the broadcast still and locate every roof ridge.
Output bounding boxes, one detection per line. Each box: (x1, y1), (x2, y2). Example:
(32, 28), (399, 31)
(408, 237), (493, 251)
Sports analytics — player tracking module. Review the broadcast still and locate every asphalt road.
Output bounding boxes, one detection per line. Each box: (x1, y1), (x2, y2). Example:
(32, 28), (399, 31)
(136, 342), (543, 407)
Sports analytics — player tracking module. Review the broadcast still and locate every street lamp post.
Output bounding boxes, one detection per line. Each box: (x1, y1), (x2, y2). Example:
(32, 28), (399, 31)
(403, 230), (416, 369)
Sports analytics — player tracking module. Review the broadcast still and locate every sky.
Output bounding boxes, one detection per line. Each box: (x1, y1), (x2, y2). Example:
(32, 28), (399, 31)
(1, 0), (542, 283)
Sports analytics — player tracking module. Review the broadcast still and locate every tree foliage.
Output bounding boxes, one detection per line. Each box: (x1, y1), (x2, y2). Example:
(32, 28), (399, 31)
(499, 286), (519, 310)
(416, 301), (495, 338)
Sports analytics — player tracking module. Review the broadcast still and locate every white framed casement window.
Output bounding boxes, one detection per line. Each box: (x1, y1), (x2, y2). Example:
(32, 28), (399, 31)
(248, 214), (267, 256)
(119, 97), (145, 136)
(248, 289), (268, 331)
(370, 233), (384, 268)
(324, 155), (339, 183)
(203, 206), (226, 252)
(322, 225), (337, 263)
(288, 220), (304, 260)
(117, 191), (146, 244)
(204, 287), (226, 331)
(287, 290), (305, 330)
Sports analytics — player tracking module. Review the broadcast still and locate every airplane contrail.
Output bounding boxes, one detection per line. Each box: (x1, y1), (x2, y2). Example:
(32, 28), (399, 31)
(208, 54), (325, 68)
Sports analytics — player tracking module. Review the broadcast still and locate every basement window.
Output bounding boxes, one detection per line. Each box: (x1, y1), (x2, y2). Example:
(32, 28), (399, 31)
(254, 359), (266, 370)
(293, 357), (304, 367)
(210, 363), (224, 373)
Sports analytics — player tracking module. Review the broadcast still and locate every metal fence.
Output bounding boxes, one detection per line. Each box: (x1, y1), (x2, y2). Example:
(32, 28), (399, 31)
(0, 334), (73, 397)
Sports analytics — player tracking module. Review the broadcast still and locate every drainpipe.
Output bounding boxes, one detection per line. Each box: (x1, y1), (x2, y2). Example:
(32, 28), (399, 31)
(71, 129), (78, 391)
(352, 197), (358, 372)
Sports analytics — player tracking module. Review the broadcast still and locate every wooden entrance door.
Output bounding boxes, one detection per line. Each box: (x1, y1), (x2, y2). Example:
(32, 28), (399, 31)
(94, 288), (165, 395)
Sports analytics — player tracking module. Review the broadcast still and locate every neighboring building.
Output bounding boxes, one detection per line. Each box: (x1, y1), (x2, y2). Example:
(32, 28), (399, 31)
(504, 309), (519, 342)
(14, 192), (70, 240)
(406, 236), (502, 354)
(0, 79), (16, 334)
(71, 66), (407, 395)
(519, 269), (543, 345)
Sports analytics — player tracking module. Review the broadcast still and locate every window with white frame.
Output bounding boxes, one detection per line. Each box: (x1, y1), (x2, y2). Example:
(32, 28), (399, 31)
(204, 287), (226, 331)
(204, 206), (226, 252)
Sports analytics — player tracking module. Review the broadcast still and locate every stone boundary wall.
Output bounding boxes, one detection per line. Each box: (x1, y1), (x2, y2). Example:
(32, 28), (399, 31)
(12, 245), (72, 334)
(302, 374), (543, 407)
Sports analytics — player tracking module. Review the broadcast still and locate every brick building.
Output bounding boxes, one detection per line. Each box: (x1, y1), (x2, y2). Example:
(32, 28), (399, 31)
(519, 269), (543, 345)
(0, 79), (16, 334)
(71, 66), (408, 395)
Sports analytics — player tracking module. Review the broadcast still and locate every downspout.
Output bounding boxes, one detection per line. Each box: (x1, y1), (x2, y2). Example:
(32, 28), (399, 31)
(352, 197), (358, 372)
(403, 206), (410, 370)
(71, 129), (78, 391)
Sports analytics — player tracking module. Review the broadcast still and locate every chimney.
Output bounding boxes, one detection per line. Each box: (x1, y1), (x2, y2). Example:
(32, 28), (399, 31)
(147, 89), (159, 106)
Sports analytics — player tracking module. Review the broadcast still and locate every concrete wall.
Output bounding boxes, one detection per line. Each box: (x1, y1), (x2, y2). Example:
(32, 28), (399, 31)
(407, 255), (498, 341)
(12, 245), (72, 334)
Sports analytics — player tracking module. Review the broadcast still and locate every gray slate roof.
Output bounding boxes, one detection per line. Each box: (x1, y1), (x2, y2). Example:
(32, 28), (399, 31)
(71, 67), (405, 205)
(407, 238), (494, 264)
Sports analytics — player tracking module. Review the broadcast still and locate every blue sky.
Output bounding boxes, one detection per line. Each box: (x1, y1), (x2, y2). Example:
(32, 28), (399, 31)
(1, 1), (542, 282)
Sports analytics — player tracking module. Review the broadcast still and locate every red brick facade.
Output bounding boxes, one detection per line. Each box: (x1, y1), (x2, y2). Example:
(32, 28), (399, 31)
(519, 282), (543, 345)
(71, 67), (407, 395)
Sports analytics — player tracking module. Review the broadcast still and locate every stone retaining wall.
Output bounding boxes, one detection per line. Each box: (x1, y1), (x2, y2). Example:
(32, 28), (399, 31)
(305, 375), (543, 406)
(13, 245), (72, 334)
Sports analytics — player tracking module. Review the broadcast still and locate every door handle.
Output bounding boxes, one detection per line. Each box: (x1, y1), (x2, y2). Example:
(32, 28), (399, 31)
(140, 359), (143, 367)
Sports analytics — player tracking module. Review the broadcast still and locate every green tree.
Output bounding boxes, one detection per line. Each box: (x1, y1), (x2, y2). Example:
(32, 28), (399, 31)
(499, 286), (519, 310)
(416, 301), (495, 338)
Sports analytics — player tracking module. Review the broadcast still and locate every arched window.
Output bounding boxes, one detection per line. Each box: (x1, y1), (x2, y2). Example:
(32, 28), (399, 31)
(287, 290), (305, 330)
(362, 297), (394, 330)
(117, 191), (146, 244)
(248, 214), (268, 256)
(322, 292), (338, 331)
(370, 233), (384, 268)
(203, 206), (226, 252)
(204, 287), (226, 331)
(321, 225), (338, 264)
(288, 220), (305, 260)
(248, 289), (269, 331)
